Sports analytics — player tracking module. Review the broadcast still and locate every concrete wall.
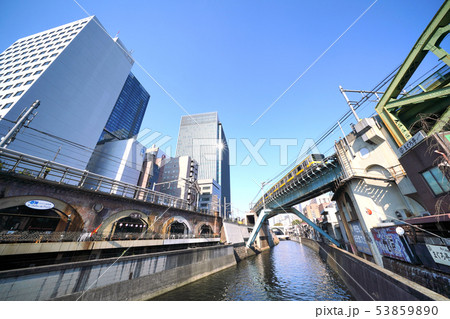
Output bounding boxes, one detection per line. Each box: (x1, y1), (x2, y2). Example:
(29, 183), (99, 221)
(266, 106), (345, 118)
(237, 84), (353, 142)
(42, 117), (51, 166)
(0, 245), (236, 301)
(301, 238), (448, 301)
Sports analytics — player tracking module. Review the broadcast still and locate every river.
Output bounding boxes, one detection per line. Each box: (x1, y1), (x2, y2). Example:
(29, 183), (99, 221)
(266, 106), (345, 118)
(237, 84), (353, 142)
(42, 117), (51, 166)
(150, 240), (354, 301)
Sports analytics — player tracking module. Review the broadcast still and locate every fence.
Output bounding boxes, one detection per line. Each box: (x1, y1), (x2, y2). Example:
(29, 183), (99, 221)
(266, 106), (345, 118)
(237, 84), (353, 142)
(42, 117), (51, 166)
(0, 148), (213, 215)
(0, 230), (220, 244)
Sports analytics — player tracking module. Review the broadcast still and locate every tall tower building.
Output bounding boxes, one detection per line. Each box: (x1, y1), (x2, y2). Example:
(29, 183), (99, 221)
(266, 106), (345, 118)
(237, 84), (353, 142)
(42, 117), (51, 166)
(99, 72), (150, 142)
(86, 71), (150, 186)
(176, 112), (231, 218)
(0, 16), (134, 169)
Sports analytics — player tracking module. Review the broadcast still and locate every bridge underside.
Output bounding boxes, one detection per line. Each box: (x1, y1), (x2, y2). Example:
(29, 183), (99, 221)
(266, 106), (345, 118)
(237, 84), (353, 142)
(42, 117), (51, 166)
(247, 158), (343, 248)
(263, 157), (342, 211)
(246, 207), (341, 248)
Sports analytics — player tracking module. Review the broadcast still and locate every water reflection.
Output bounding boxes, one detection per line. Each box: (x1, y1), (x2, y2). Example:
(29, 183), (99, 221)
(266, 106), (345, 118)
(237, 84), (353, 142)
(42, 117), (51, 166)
(150, 241), (353, 301)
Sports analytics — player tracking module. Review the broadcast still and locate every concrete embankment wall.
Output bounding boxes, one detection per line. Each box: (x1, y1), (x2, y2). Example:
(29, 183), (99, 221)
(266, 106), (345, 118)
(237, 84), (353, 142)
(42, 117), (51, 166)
(300, 238), (448, 301)
(0, 245), (236, 301)
(221, 222), (263, 260)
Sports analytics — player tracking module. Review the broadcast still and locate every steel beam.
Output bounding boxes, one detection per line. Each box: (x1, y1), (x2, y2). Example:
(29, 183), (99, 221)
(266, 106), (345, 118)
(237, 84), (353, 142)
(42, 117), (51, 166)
(375, 1), (450, 146)
(246, 209), (271, 247)
(290, 207), (341, 247)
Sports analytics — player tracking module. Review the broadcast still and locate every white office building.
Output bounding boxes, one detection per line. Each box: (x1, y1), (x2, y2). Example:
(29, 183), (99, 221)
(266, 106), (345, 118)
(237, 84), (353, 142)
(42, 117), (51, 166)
(0, 16), (134, 169)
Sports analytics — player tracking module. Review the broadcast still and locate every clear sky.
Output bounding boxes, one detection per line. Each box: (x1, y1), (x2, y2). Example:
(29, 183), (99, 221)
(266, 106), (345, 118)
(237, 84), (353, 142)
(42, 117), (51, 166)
(0, 0), (446, 217)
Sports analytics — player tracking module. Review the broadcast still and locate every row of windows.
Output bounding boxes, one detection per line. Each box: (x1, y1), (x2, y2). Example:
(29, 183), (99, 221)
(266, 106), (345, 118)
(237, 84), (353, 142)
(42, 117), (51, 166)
(0, 79), (34, 91)
(0, 102), (14, 110)
(0, 68), (44, 84)
(0, 19), (87, 60)
(0, 90), (24, 99)
(0, 48), (63, 72)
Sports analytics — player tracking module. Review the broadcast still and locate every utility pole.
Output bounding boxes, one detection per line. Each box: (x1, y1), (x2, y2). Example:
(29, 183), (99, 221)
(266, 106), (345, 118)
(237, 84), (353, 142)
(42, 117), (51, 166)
(339, 86), (360, 122)
(0, 100), (40, 148)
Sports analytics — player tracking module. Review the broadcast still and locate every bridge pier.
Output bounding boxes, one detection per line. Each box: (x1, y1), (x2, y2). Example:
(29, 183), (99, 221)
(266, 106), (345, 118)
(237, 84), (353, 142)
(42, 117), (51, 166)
(246, 207), (341, 248)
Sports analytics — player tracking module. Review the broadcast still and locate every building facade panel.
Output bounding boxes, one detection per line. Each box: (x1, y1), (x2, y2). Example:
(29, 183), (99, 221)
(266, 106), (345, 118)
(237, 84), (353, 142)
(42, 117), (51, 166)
(0, 16), (133, 169)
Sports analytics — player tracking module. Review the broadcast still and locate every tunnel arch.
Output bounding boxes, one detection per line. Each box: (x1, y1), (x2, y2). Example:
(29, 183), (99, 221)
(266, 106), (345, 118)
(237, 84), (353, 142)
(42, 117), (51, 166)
(198, 223), (214, 236)
(97, 210), (148, 238)
(0, 195), (83, 232)
(162, 216), (192, 235)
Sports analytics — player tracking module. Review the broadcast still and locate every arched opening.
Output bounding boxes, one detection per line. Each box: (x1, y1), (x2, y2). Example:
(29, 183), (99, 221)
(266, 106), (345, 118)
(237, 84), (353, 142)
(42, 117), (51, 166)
(199, 224), (213, 235)
(114, 216), (148, 234)
(0, 205), (61, 232)
(0, 196), (83, 236)
(169, 221), (187, 235)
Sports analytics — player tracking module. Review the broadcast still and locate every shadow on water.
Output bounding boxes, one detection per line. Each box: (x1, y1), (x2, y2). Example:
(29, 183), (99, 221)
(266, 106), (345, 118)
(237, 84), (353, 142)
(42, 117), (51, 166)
(150, 241), (354, 301)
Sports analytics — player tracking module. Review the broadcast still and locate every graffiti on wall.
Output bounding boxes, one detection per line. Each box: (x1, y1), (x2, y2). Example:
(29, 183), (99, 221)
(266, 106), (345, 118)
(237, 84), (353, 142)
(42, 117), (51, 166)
(371, 226), (412, 263)
(349, 221), (372, 255)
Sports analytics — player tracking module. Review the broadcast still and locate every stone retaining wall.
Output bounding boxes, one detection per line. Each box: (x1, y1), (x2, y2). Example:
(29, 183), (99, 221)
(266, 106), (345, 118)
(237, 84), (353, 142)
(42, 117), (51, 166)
(0, 245), (236, 301)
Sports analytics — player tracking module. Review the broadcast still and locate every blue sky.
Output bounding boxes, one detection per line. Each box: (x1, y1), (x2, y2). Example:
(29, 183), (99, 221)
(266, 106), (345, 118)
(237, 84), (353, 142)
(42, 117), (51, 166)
(0, 0), (445, 217)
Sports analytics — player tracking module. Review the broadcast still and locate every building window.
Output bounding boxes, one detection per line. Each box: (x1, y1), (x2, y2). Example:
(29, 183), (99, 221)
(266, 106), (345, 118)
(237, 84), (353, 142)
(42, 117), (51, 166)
(3, 102), (13, 109)
(24, 80), (33, 85)
(43, 61), (50, 66)
(13, 75), (21, 80)
(421, 167), (450, 196)
(24, 73), (32, 78)
(14, 90), (24, 97)
(4, 78), (12, 83)
(34, 70), (42, 75)
(32, 64), (40, 69)
(3, 93), (12, 99)
(13, 82), (22, 88)
(3, 85), (12, 90)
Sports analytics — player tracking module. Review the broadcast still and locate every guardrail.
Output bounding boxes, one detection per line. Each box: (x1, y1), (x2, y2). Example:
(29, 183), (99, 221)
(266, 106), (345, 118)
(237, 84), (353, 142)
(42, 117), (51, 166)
(0, 147), (213, 215)
(0, 230), (220, 244)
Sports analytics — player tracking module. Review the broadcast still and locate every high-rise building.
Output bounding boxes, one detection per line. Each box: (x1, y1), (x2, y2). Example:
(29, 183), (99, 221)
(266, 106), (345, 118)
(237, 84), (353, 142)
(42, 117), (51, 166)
(0, 16), (134, 169)
(85, 137), (146, 186)
(86, 71), (150, 184)
(154, 156), (198, 204)
(175, 112), (231, 218)
(99, 72), (150, 142)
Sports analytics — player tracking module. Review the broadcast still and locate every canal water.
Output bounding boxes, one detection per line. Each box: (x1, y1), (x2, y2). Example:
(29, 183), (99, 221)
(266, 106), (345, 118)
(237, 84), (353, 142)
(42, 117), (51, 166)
(150, 240), (354, 301)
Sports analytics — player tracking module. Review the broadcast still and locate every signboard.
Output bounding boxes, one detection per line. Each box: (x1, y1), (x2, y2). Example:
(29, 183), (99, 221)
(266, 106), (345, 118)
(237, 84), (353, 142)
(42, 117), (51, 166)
(25, 200), (54, 210)
(398, 130), (425, 156)
(371, 227), (412, 263)
(349, 221), (372, 255)
(426, 244), (450, 267)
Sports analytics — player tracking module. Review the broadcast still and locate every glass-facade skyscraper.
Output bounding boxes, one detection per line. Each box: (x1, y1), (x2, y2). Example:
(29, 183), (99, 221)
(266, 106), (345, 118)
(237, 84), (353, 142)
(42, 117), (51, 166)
(99, 72), (150, 142)
(176, 112), (231, 218)
(0, 16), (134, 169)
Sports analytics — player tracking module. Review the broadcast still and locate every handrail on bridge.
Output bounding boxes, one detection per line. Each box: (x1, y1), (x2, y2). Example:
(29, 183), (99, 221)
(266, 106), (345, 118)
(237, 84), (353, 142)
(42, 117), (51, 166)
(0, 148), (214, 215)
(251, 154), (341, 212)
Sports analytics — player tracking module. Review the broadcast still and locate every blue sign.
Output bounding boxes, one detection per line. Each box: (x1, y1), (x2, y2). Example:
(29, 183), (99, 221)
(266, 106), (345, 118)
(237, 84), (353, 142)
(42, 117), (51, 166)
(349, 221), (372, 255)
(371, 227), (412, 263)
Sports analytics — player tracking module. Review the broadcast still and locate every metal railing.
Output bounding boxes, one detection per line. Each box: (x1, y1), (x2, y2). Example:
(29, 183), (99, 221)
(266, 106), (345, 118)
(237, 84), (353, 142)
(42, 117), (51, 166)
(0, 148), (214, 215)
(0, 230), (220, 243)
(402, 64), (450, 98)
